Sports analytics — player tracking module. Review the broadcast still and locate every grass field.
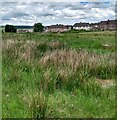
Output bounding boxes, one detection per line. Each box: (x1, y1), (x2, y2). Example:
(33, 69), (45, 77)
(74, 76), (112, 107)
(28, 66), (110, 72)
(2, 30), (115, 118)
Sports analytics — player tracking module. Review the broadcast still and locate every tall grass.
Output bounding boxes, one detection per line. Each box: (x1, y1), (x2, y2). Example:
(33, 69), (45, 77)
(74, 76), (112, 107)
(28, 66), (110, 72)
(22, 89), (48, 118)
(2, 31), (115, 118)
(3, 39), (115, 92)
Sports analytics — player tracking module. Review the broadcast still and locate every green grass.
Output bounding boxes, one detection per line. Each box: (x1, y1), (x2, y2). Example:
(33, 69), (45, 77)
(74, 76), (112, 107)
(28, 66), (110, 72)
(2, 30), (115, 118)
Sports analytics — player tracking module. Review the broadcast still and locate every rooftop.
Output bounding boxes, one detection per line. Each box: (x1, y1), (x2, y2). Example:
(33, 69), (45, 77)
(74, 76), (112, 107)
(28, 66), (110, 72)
(73, 23), (90, 27)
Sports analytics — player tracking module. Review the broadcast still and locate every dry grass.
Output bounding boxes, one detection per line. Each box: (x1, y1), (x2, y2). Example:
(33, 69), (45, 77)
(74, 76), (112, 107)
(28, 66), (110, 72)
(47, 41), (65, 50)
(3, 39), (114, 81)
(39, 49), (89, 69)
(2, 40), (65, 62)
(38, 49), (115, 92)
(95, 79), (115, 88)
(39, 49), (115, 79)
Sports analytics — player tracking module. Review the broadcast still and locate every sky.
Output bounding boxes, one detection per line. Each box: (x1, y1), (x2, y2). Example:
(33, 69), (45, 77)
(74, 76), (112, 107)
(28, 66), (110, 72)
(1, 1), (116, 26)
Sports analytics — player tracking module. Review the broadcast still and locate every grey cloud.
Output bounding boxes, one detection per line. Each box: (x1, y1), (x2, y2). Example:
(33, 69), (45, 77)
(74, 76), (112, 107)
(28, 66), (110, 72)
(42, 13), (54, 17)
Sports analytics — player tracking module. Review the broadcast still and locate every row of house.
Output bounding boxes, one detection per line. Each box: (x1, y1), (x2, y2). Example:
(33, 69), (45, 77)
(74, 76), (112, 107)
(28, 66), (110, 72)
(73, 20), (117, 31)
(13, 19), (117, 33)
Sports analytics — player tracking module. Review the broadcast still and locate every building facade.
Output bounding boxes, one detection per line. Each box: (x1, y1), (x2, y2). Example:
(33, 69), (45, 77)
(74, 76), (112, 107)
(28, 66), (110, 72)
(16, 26), (33, 33)
(73, 23), (91, 30)
(98, 20), (117, 30)
(45, 24), (71, 32)
(73, 20), (117, 31)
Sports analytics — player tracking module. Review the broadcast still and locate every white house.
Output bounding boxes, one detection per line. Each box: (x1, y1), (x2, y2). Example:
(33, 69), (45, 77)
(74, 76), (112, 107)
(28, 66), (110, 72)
(73, 23), (91, 30)
(16, 26), (33, 33)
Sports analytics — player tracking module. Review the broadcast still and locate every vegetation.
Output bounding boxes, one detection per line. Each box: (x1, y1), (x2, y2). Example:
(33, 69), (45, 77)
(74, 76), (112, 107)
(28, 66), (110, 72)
(33, 23), (44, 32)
(2, 30), (115, 118)
(5, 24), (16, 33)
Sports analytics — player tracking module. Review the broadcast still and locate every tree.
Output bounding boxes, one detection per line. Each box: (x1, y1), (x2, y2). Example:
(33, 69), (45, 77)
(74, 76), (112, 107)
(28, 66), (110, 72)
(5, 24), (16, 33)
(33, 23), (44, 32)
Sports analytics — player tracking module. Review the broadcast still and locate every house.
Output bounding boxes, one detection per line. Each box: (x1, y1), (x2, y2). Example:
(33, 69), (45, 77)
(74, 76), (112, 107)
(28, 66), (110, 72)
(65, 25), (73, 30)
(98, 20), (117, 30)
(45, 24), (71, 32)
(90, 23), (100, 31)
(98, 21), (109, 30)
(73, 22), (91, 30)
(107, 20), (117, 30)
(16, 26), (33, 33)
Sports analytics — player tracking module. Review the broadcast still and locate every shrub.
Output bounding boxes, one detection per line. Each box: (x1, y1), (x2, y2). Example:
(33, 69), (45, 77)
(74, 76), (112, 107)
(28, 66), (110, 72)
(5, 24), (16, 33)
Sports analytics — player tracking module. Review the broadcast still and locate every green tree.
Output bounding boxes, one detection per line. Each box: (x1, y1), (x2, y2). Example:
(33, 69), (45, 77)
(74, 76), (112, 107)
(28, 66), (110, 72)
(5, 24), (16, 33)
(33, 23), (44, 32)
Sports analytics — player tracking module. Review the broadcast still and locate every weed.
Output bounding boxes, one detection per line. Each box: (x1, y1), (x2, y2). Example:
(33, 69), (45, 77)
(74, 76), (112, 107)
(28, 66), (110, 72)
(22, 90), (48, 119)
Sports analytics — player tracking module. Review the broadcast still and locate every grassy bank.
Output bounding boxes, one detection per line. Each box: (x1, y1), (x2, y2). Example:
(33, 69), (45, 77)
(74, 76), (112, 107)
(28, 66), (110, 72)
(2, 30), (115, 118)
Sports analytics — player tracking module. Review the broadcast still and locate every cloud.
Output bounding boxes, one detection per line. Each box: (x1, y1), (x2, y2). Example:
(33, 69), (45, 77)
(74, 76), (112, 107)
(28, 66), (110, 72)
(1, 2), (116, 26)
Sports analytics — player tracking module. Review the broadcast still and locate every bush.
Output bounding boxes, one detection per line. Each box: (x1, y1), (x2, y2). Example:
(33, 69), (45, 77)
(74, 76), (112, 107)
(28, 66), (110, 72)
(5, 24), (16, 33)
(33, 23), (44, 32)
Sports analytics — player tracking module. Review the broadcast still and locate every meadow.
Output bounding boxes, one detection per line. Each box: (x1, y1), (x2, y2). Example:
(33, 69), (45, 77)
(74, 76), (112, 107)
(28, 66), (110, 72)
(2, 30), (115, 118)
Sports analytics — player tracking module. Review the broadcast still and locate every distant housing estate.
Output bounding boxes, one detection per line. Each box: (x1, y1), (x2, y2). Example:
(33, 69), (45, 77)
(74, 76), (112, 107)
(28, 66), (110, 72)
(73, 20), (117, 31)
(14, 19), (117, 33)
(44, 19), (117, 32)
(1, 19), (117, 33)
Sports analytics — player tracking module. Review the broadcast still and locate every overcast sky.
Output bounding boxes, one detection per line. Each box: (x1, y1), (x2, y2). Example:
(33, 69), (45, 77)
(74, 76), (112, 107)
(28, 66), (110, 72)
(1, 1), (116, 26)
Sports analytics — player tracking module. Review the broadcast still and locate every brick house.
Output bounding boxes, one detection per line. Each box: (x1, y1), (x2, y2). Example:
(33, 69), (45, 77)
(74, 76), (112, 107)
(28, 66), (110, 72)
(98, 21), (109, 30)
(45, 24), (71, 32)
(108, 20), (117, 30)
(98, 20), (117, 30)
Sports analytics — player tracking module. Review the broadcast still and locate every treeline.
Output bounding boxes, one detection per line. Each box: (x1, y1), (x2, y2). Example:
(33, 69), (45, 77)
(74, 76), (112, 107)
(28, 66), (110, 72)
(4, 22), (44, 33)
